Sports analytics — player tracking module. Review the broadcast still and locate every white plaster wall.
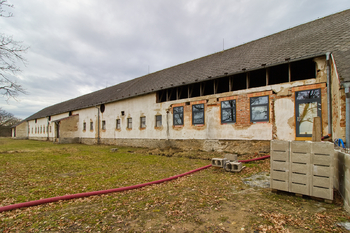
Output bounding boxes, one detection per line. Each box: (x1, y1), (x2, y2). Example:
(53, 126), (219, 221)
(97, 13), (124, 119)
(274, 98), (295, 140)
(28, 118), (48, 139)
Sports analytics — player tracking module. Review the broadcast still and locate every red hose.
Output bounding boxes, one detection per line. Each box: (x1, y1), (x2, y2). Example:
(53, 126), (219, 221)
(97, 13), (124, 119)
(0, 155), (270, 213)
(0, 165), (211, 213)
(238, 155), (270, 163)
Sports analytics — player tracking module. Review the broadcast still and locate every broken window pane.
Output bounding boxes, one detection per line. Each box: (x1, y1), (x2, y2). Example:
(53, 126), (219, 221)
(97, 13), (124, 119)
(221, 100), (236, 123)
(192, 104), (204, 125)
(173, 106), (184, 125)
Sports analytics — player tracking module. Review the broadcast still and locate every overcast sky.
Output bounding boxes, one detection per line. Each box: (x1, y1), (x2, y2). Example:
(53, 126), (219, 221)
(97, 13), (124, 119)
(1, 0), (350, 119)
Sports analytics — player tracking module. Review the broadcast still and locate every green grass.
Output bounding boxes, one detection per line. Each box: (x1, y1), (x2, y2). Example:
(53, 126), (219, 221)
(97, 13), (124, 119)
(0, 138), (349, 232)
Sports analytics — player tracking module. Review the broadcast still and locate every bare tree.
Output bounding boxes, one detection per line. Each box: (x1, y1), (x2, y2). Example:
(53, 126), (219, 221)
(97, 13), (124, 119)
(0, 107), (21, 127)
(0, 0), (28, 100)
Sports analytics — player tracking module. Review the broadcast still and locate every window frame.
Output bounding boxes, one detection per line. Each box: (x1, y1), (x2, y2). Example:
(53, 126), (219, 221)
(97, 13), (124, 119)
(90, 122), (94, 131)
(102, 120), (106, 130)
(116, 119), (121, 129)
(140, 116), (146, 129)
(127, 118), (132, 129)
(173, 106), (184, 126)
(155, 115), (162, 127)
(250, 95), (269, 122)
(221, 99), (236, 124)
(192, 103), (205, 125)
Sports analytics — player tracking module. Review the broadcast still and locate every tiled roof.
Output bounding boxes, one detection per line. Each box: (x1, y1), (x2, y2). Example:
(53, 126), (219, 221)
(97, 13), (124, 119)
(26, 9), (350, 121)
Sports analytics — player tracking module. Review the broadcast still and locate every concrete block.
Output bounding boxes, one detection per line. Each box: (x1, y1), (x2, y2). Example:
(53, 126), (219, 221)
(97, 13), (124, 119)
(271, 151), (289, 162)
(291, 163), (308, 174)
(291, 173), (309, 184)
(211, 158), (227, 168)
(291, 152), (311, 164)
(312, 186), (333, 200)
(271, 179), (289, 191)
(313, 165), (331, 177)
(272, 161), (289, 171)
(312, 154), (332, 166)
(313, 176), (331, 189)
(311, 142), (334, 155)
(224, 153), (237, 161)
(291, 182), (309, 195)
(271, 140), (290, 152)
(291, 141), (312, 153)
(225, 161), (243, 172)
(271, 170), (288, 181)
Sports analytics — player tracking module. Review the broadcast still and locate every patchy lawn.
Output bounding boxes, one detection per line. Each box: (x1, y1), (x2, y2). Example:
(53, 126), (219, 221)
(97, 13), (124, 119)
(0, 138), (349, 232)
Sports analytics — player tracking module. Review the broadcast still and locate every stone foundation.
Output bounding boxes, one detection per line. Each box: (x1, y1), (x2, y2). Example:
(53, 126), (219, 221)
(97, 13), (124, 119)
(79, 138), (270, 155)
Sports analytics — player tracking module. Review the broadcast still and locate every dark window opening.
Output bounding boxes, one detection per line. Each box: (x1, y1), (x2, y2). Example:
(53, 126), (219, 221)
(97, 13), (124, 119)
(100, 104), (105, 113)
(173, 106), (184, 126)
(202, 80), (215, 96)
(221, 100), (236, 123)
(48, 116), (51, 121)
(102, 120), (106, 130)
(168, 89), (176, 101)
(83, 122), (86, 131)
(269, 64), (289, 85)
(90, 122), (93, 130)
(69, 111), (72, 116)
(35, 119), (37, 123)
(157, 89), (167, 103)
(178, 86), (188, 100)
(121, 111), (125, 116)
(217, 76), (230, 94)
(232, 73), (246, 91)
(192, 104), (204, 125)
(291, 58), (316, 81)
(190, 83), (201, 98)
(249, 69), (266, 88)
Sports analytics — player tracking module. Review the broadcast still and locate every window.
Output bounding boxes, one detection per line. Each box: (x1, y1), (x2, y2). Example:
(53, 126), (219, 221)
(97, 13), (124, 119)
(192, 104), (204, 125)
(83, 122), (86, 131)
(140, 116), (146, 128)
(35, 119), (37, 123)
(90, 122), (93, 130)
(35, 127), (37, 134)
(50, 126), (52, 133)
(173, 106), (184, 126)
(31, 128), (33, 134)
(127, 118), (132, 129)
(116, 119), (121, 129)
(40, 126), (42, 133)
(250, 95), (269, 122)
(121, 111), (125, 116)
(221, 100), (236, 123)
(102, 120), (106, 130)
(156, 115), (162, 127)
(43, 126), (45, 133)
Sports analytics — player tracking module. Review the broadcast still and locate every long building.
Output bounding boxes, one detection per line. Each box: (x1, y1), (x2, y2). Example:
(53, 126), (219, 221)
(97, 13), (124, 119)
(12, 9), (350, 154)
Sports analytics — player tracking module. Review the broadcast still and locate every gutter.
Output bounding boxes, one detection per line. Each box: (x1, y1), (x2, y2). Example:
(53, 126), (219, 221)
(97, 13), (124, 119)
(96, 106), (100, 144)
(326, 52), (332, 136)
(343, 82), (350, 148)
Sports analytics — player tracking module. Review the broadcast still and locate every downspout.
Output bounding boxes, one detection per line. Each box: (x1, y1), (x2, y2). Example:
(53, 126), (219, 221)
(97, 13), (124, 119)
(326, 52), (332, 137)
(344, 83), (350, 148)
(166, 109), (170, 140)
(47, 117), (49, 141)
(96, 106), (100, 144)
